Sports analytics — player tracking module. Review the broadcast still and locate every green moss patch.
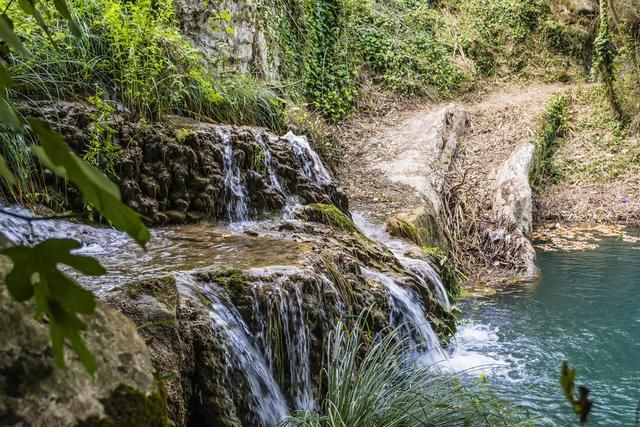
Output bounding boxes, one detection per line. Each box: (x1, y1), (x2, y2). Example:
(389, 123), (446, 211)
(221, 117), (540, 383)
(298, 203), (359, 234)
(77, 382), (169, 427)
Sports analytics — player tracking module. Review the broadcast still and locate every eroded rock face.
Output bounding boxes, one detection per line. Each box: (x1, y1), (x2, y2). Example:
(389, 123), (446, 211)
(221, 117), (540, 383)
(487, 143), (537, 277)
(492, 143), (534, 234)
(174, 0), (278, 78)
(96, 217), (453, 427)
(18, 101), (348, 224)
(347, 105), (468, 248)
(0, 255), (168, 426)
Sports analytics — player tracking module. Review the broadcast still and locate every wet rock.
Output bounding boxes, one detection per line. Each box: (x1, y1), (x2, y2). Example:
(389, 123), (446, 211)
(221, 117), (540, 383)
(17, 101), (348, 224)
(102, 276), (242, 427)
(165, 210), (187, 224)
(0, 255), (168, 427)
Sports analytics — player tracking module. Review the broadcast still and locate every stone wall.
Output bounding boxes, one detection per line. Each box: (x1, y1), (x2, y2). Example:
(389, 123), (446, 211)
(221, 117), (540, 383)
(174, 0), (279, 79)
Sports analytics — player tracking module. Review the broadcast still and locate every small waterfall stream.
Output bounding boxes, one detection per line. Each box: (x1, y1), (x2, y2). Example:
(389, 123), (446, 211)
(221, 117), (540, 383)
(353, 213), (451, 310)
(177, 272), (290, 426)
(0, 127), (456, 426)
(364, 269), (444, 365)
(248, 267), (315, 412)
(255, 134), (286, 197)
(220, 128), (250, 222)
(284, 132), (332, 185)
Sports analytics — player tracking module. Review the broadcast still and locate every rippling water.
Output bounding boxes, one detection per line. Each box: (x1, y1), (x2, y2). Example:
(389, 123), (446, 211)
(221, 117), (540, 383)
(450, 237), (640, 425)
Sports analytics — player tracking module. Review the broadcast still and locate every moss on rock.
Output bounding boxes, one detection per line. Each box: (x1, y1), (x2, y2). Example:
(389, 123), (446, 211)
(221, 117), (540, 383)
(298, 203), (359, 233)
(76, 382), (169, 427)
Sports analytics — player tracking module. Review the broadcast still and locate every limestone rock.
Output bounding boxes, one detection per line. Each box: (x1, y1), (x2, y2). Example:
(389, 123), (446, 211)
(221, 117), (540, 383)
(350, 105), (468, 247)
(492, 143), (534, 234)
(173, 0), (278, 78)
(375, 106), (468, 216)
(489, 143), (538, 277)
(0, 255), (168, 426)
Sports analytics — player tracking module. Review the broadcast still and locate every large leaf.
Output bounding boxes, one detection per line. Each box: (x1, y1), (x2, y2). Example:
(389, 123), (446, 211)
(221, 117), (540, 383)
(30, 119), (150, 246)
(0, 15), (29, 56)
(0, 97), (23, 132)
(0, 153), (16, 185)
(2, 239), (105, 373)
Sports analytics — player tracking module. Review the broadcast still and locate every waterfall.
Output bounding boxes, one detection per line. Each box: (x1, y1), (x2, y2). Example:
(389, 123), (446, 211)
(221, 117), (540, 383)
(353, 213), (451, 310)
(248, 267), (315, 412)
(219, 128), (250, 222)
(284, 132), (332, 185)
(399, 256), (451, 310)
(255, 134), (286, 197)
(176, 273), (289, 426)
(364, 269), (444, 366)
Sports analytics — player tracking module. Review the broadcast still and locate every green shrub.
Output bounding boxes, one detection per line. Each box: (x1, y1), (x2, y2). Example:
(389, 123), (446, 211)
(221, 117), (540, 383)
(530, 93), (571, 188)
(7, 0), (284, 128)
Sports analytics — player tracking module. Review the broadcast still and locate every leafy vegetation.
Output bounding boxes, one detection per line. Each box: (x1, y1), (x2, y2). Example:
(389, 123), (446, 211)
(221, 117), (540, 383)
(269, 0), (584, 122)
(5, 0), (285, 127)
(284, 316), (533, 426)
(0, 0), (149, 373)
(552, 85), (640, 185)
(530, 93), (571, 188)
(560, 361), (593, 426)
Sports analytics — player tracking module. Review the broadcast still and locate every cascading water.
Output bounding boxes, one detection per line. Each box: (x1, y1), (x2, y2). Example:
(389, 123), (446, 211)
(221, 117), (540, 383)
(248, 267), (315, 412)
(284, 132), (332, 185)
(255, 134), (286, 197)
(400, 256), (451, 310)
(177, 272), (289, 426)
(363, 268), (444, 365)
(352, 213), (451, 310)
(220, 128), (250, 222)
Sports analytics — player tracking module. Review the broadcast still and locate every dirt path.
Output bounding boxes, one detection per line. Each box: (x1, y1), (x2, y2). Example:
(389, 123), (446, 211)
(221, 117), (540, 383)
(341, 82), (572, 282)
(342, 83), (568, 223)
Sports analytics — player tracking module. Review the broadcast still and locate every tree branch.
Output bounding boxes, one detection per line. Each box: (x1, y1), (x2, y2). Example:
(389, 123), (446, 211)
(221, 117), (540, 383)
(0, 208), (79, 222)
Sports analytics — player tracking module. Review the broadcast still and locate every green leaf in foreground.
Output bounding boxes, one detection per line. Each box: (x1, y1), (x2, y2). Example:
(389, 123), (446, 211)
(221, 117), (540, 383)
(0, 15), (30, 56)
(0, 153), (16, 185)
(2, 239), (105, 373)
(30, 119), (150, 246)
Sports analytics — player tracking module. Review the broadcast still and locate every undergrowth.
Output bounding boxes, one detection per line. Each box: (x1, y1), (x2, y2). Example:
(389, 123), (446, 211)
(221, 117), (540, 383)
(6, 0), (285, 128)
(554, 84), (640, 184)
(268, 0), (586, 122)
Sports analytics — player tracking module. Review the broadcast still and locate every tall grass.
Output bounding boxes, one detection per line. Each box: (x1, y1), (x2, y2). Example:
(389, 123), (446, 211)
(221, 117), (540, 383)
(283, 315), (533, 426)
(6, 0), (285, 129)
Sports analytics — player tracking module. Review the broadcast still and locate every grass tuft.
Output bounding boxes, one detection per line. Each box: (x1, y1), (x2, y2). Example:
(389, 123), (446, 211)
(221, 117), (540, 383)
(283, 314), (533, 426)
(299, 203), (358, 234)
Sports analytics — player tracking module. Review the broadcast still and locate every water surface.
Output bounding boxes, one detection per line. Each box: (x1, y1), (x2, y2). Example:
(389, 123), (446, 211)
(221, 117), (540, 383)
(451, 237), (640, 425)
